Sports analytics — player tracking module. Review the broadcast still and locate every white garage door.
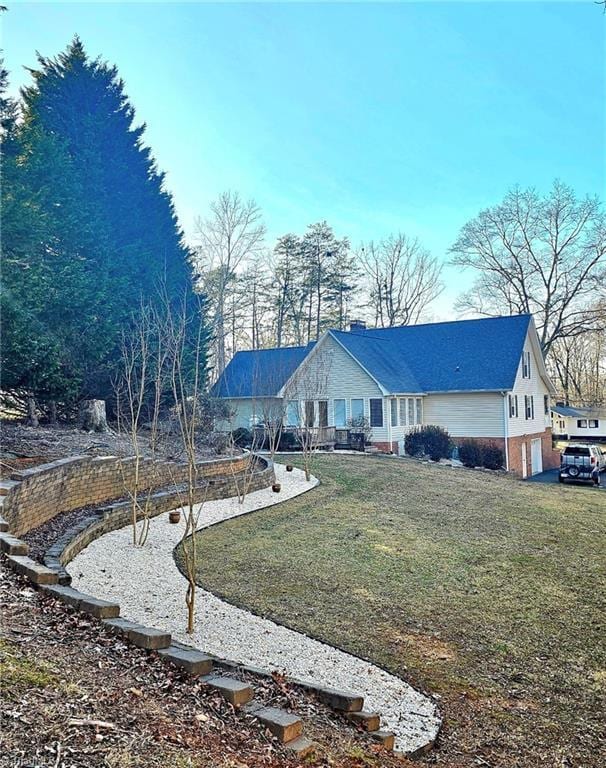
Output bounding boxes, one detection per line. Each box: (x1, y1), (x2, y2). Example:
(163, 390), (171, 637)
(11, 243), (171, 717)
(531, 438), (543, 475)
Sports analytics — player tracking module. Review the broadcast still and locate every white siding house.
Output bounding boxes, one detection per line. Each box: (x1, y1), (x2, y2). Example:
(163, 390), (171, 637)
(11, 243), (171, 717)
(212, 314), (558, 477)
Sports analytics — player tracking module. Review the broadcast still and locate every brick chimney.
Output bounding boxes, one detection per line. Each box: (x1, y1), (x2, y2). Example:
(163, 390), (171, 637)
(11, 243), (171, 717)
(349, 319), (367, 332)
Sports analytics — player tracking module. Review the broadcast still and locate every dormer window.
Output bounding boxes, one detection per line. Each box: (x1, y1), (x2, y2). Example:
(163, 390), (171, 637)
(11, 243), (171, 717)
(522, 350), (531, 379)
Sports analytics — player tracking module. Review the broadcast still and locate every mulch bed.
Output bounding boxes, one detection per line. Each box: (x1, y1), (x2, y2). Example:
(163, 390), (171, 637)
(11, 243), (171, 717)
(0, 564), (407, 768)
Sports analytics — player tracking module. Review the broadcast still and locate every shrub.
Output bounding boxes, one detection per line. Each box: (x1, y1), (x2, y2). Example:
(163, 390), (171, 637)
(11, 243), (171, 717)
(482, 443), (504, 470)
(405, 425), (453, 461)
(458, 439), (484, 468)
(278, 430), (298, 451)
(231, 427), (252, 448)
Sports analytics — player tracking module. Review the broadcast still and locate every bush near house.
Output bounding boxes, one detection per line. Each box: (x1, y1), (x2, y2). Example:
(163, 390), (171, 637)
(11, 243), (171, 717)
(231, 427), (252, 447)
(405, 425), (453, 461)
(482, 443), (505, 470)
(459, 439), (504, 470)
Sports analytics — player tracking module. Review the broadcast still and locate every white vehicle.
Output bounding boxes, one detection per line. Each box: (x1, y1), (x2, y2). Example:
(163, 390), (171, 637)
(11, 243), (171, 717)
(559, 444), (603, 485)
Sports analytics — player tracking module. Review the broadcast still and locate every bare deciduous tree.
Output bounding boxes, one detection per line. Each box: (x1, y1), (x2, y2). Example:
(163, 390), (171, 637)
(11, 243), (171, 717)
(550, 302), (606, 405)
(194, 191), (266, 376)
(282, 346), (332, 481)
(117, 304), (165, 547)
(360, 234), (443, 327)
(451, 181), (606, 357)
(165, 293), (207, 634)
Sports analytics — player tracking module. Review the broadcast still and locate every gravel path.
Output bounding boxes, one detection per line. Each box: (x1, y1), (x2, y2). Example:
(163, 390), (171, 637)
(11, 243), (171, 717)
(70, 463), (441, 754)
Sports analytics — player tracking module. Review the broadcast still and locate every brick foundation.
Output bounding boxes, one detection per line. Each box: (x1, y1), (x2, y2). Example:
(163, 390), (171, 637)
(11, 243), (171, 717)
(506, 428), (560, 478)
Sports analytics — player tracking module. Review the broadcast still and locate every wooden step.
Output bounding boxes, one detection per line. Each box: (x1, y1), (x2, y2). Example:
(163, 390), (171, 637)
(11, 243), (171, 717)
(251, 705), (302, 743)
(157, 643), (213, 676)
(284, 735), (315, 757)
(315, 686), (363, 712)
(0, 533), (28, 556)
(203, 676), (253, 707)
(369, 730), (395, 750)
(127, 624), (171, 650)
(346, 710), (381, 731)
(6, 555), (58, 585)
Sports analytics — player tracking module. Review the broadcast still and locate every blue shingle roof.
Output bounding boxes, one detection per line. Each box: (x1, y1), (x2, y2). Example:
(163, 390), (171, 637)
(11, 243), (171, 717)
(211, 344), (314, 398)
(330, 314), (532, 393)
(213, 315), (534, 398)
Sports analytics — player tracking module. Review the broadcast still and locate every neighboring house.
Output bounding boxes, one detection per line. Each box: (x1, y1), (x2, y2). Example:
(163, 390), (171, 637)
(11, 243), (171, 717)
(551, 404), (606, 441)
(212, 314), (559, 477)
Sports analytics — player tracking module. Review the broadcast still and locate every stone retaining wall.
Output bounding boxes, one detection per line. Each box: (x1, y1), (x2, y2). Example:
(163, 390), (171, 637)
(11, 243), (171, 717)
(3, 454), (251, 536)
(47, 461), (274, 582)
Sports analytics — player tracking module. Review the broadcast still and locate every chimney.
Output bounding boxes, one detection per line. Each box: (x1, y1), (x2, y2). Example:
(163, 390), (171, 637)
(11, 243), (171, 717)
(349, 319), (367, 332)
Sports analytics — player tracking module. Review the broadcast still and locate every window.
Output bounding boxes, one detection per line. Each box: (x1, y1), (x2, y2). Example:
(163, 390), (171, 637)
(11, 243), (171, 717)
(286, 400), (300, 426)
(577, 419), (588, 428)
(369, 398), (383, 427)
(525, 395), (534, 420)
(333, 399), (346, 427)
(390, 399), (398, 427)
(415, 398), (423, 425)
(589, 419), (599, 429)
(408, 398), (415, 425)
(509, 394), (518, 418)
(304, 400), (315, 427)
(399, 398), (407, 425)
(544, 395), (549, 415)
(522, 350), (531, 379)
(318, 400), (328, 427)
(350, 398), (364, 422)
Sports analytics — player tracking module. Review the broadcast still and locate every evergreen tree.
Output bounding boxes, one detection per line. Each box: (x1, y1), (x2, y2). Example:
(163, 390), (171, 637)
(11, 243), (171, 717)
(1, 38), (203, 414)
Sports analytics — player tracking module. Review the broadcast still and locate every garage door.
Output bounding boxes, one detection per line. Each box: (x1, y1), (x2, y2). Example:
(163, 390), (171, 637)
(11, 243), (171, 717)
(531, 438), (543, 475)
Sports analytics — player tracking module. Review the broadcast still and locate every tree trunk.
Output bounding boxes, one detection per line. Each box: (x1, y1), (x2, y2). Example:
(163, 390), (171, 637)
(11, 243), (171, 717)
(78, 399), (109, 432)
(48, 400), (58, 426)
(26, 396), (39, 428)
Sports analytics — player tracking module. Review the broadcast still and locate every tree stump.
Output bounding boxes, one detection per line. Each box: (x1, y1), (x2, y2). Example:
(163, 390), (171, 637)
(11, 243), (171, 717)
(78, 399), (109, 433)
(26, 396), (39, 428)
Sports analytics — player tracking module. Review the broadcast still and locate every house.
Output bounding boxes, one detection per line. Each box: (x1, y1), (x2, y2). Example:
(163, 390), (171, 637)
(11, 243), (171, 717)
(551, 404), (606, 442)
(212, 314), (559, 477)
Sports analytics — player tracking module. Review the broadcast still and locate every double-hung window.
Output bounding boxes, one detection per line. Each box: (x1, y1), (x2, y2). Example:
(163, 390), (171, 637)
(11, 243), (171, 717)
(525, 395), (534, 420)
(333, 399), (346, 427)
(350, 398), (364, 422)
(408, 398), (415, 425)
(390, 399), (398, 427)
(522, 350), (531, 379)
(577, 419), (587, 428)
(589, 419), (599, 429)
(415, 398), (423, 425)
(370, 398), (383, 428)
(509, 394), (518, 418)
(286, 400), (300, 426)
(399, 398), (407, 426)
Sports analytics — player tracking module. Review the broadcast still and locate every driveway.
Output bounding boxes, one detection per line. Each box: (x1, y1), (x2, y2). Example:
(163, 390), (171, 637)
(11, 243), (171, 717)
(526, 468), (605, 489)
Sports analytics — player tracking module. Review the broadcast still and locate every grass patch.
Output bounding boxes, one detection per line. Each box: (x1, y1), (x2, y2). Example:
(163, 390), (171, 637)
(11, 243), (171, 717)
(0, 637), (59, 697)
(183, 455), (606, 766)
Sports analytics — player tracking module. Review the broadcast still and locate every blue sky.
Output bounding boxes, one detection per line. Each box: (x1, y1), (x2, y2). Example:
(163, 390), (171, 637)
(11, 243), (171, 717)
(3, 1), (604, 318)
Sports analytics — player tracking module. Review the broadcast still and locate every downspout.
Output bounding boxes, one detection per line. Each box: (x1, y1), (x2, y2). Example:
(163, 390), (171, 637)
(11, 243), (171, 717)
(502, 392), (510, 471)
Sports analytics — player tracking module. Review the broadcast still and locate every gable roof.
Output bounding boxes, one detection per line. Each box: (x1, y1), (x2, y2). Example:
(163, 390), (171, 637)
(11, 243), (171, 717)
(551, 404), (606, 418)
(211, 344), (314, 398)
(329, 314), (533, 393)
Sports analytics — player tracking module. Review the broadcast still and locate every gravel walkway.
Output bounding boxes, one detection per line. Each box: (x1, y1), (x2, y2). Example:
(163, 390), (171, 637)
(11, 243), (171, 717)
(70, 463), (441, 754)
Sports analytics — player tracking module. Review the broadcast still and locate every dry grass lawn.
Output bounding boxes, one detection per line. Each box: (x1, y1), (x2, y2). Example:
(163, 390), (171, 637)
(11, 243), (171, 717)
(191, 454), (606, 767)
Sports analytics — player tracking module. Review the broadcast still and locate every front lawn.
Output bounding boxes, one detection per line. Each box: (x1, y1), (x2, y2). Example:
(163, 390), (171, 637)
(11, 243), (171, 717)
(191, 455), (606, 767)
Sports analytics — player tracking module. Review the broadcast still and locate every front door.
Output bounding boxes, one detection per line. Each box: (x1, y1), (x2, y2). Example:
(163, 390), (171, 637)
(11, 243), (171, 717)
(521, 442), (528, 478)
(531, 438), (543, 475)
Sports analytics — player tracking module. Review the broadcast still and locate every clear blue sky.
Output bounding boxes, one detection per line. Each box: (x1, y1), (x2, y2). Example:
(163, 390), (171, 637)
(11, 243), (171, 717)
(3, 1), (604, 318)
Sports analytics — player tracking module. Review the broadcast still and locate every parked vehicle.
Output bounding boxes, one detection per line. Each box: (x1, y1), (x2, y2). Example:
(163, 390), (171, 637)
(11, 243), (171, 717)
(559, 444), (604, 485)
